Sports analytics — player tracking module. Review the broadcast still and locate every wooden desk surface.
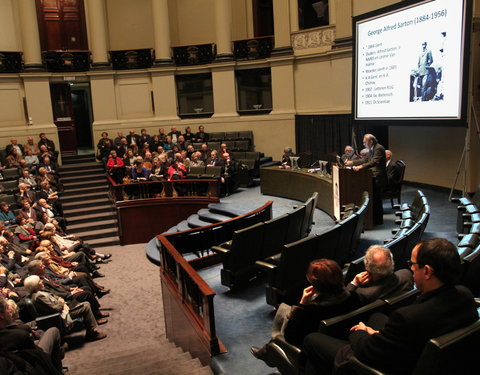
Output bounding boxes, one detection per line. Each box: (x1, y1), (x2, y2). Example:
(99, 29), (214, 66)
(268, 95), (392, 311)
(260, 166), (334, 217)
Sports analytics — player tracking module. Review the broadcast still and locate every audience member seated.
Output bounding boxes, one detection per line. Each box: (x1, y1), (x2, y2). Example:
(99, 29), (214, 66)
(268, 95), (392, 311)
(24, 136), (39, 155)
(6, 137), (24, 157)
(5, 148), (21, 168)
(14, 216), (39, 249)
(206, 150), (224, 167)
(18, 169), (38, 190)
(168, 126), (181, 144)
(199, 143), (210, 161)
(189, 152), (204, 168)
(281, 146), (294, 169)
(38, 181), (63, 216)
(250, 259), (362, 365)
(175, 135), (188, 151)
(139, 128), (151, 148)
(106, 150), (125, 184)
(35, 198), (66, 232)
(149, 134), (162, 153)
(16, 183), (37, 206)
(347, 245), (413, 304)
(183, 126), (195, 142)
(302, 238), (479, 375)
(195, 125), (209, 143)
(0, 295), (65, 373)
(0, 202), (16, 228)
(36, 167), (58, 191)
(38, 157), (61, 189)
(126, 129), (140, 153)
(113, 131), (124, 147)
(158, 127), (167, 142)
(96, 131), (113, 161)
(341, 145), (359, 162)
(18, 200), (43, 231)
(24, 275), (107, 341)
(0, 160), (6, 180)
(131, 160), (150, 181)
(37, 133), (56, 156)
(24, 150), (40, 168)
(163, 135), (174, 152)
(150, 156), (167, 181)
(116, 137), (129, 158)
(38, 144), (55, 163)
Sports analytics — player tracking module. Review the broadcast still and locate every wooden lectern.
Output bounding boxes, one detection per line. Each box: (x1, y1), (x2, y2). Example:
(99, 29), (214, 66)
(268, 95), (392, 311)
(332, 165), (374, 229)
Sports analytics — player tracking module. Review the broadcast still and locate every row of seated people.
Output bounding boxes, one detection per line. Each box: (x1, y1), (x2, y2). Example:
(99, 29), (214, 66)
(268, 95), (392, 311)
(107, 146), (240, 198)
(1, 134), (59, 175)
(0, 218), (112, 373)
(250, 238), (479, 374)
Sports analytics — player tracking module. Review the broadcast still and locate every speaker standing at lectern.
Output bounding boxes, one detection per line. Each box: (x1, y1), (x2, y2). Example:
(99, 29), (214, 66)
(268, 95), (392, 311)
(345, 134), (387, 225)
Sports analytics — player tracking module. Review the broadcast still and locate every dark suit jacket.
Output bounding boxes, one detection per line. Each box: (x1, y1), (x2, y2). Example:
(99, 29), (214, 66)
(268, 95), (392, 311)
(126, 134), (141, 147)
(352, 143), (387, 187)
(346, 269), (413, 304)
(16, 190), (37, 206)
(5, 144), (24, 156)
(38, 139), (56, 152)
(386, 161), (402, 187)
(349, 285), (478, 374)
(116, 144), (129, 158)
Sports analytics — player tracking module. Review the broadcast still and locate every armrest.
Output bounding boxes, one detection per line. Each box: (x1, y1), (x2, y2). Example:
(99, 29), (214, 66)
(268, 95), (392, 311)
(347, 356), (387, 375)
(273, 335), (302, 358)
(211, 246), (230, 255)
(35, 313), (63, 331)
(255, 260), (278, 280)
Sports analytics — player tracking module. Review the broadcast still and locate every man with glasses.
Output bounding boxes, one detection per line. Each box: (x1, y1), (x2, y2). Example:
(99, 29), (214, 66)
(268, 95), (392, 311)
(302, 238), (478, 374)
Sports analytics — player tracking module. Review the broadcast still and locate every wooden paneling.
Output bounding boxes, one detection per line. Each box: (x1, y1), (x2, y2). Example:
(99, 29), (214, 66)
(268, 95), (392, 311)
(36, 0), (88, 51)
(50, 83), (77, 154)
(116, 197), (220, 245)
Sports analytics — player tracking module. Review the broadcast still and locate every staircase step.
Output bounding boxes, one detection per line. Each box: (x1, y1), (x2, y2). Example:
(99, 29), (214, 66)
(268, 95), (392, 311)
(84, 236), (120, 248)
(186, 214), (211, 228)
(61, 193), (110, 203)
(63, 177), (107, 187)
(69, 227), (118, 240)
(61, 174), (106, 183)
(63, 204), (113, 214)
(176, 220), (191, 232)
(60, 168), (105, 177)
(62, 155), (96, 165)
(197, 208), (232, 223)
(62, 186), (109, 197)
(207, 202), (249, 218)
(68, 218), (117, 232)
(67, 211), (116, 225)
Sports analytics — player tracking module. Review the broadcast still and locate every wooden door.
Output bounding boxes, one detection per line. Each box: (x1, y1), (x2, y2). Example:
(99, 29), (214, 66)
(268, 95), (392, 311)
(36, 0), (88, 51)
(50, 83), (77, 154)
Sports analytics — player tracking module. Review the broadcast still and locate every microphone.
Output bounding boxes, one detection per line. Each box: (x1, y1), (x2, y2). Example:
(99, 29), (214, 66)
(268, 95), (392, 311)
(310, 160), (319, 167)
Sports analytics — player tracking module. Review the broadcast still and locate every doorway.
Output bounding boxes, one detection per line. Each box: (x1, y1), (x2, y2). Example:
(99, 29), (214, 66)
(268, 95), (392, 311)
(49, 81), (93, 155)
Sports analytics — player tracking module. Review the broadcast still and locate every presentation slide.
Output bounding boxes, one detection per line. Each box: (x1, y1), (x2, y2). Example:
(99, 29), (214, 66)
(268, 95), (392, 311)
(355, 0), (467, 120)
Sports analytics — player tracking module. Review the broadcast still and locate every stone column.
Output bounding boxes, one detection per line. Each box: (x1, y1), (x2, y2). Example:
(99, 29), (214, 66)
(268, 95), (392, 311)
(214, 0), (233, 60)
(272, 0), (293, 55)
(152, 0), (172, 65)
(18, 0), (43, 71)
(86, 0), (110, 69)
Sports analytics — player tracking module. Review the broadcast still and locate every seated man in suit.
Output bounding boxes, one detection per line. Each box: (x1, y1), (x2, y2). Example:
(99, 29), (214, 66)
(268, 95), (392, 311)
(6, 137), (24, 157)
(302, 238), (479, 375)
(24, 275), (107, 341)
(347, 245), (413, 304)
(0, 295), (65, 373)
(195, 125), (209, 143)
(341, 145), (359, 162)
(385, 150), (402, 192)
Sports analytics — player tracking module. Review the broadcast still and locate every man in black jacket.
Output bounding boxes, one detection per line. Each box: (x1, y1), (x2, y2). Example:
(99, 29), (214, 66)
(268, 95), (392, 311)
(302, 238), (479, 374)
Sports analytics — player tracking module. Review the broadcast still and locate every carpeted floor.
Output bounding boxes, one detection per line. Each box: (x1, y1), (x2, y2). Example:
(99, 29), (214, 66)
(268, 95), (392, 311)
(64, 243), (166, 369)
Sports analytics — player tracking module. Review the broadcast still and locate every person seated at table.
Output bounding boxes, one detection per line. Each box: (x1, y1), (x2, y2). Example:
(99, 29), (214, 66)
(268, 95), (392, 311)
(341, 145), (359, 162)
(281, 147), (294, 169)
(106, 150), (125, 184)
(250, 259), (362, 366)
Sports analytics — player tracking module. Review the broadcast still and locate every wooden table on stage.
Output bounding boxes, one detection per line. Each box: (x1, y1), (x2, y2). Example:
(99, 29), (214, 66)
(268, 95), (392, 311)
(260, 166), (334, 217)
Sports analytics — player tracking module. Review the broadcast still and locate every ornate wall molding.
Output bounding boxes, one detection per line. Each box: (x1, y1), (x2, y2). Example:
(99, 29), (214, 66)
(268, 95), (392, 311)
(291, 26), (335, 52)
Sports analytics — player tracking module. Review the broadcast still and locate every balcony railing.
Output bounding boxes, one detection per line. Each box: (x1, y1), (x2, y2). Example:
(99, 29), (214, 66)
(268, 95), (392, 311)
(172, 43), (216, 66)
(0, 52), (22, 73)
(110, 48), (154, 70)
(42, 50), (91, 72)
(233, 36), (274, 60)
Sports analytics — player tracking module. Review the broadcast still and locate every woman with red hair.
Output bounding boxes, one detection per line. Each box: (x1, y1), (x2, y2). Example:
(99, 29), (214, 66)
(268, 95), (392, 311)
(251, 259), (361, 364)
